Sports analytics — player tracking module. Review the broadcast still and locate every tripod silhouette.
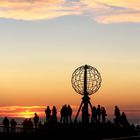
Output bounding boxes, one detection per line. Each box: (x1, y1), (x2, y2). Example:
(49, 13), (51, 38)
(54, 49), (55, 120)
(74, 94), (92, 124)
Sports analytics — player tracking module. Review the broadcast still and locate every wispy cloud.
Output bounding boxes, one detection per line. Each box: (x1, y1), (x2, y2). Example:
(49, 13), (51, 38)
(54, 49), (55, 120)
(95, 12), (140, 24)
(0, 0), (140, 23)
(80, 0), (140, 24)
(0, 0), (81, 20)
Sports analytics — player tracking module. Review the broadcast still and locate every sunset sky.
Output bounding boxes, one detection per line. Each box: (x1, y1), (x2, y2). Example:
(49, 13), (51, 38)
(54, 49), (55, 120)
(0, 0), (140, 119)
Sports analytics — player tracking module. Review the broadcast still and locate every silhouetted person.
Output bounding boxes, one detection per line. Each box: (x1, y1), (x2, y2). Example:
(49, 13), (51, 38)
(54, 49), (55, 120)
(22, 118), (28, 133)
(101, 107), (107, 123)
(97, 105), (101, 123)
(27, 119), (33, 133)
(64, 105), (69, 123)
(33, 113), (39, 129)
(52, 106), (57, 122)
(91, 106), (97, 124)
(67, 105), (72, 123)
(3, 117), (9, 133)
(60, 105), (68, 123)
(114, 106), (121, 125)
(60, 105), (65, 123)
(10, 119), (17, 133)
(120, 112), (130, 127)
(45, 106), (51, 122)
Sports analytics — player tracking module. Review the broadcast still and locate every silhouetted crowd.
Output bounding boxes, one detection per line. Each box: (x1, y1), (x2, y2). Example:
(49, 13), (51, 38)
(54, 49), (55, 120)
(1, 105), (140, 134)
(3, 117), (17, 133)
(91, 105), (107, 124)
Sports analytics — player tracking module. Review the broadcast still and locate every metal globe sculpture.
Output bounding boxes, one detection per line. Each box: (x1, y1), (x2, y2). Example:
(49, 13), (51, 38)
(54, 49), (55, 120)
(72, 64), (102, 124)
(71, 65), (102, 95)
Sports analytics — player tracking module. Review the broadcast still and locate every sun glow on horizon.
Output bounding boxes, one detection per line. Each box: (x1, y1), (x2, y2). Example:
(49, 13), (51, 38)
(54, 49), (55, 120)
(18, 110), (34, 118)
(0, 106), (46, 118)
(0, 105), (139, 120)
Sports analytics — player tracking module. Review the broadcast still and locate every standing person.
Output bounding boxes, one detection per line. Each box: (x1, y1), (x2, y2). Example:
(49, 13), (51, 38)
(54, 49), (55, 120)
(97, 105), (101, 123)
(3, 117), (9, 133)
(52, 106), (57, 122)
(91, 106), (97, 124)
(63, 105), (68, 123)
(67, 105), (72, 123)
(114, 106), (121, 125)
(60, 105), (65, 123)
(22, 118), (28, 133)
(10, 119), (17, 133)
(27, 119), (33, 133)
(33, 113), (39, 129)
(60, 105), (68, 123)
(45, 106), (51, 122)
(101, 107), (107, 123)
(120, 112), (130, 127)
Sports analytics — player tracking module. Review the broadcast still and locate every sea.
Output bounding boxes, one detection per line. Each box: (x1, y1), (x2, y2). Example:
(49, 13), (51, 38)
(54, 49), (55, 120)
(0, 116), (139, 126)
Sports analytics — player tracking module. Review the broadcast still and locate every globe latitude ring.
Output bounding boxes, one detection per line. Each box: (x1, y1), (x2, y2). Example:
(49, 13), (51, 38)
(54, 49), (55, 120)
(71, 65), (102, 95)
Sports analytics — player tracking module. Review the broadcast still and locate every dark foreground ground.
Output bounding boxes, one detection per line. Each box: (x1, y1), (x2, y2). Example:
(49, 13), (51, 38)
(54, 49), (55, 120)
(0, 123), (140, 140)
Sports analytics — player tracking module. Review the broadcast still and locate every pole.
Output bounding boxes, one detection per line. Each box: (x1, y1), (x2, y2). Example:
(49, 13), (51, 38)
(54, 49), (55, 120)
(82, 65), (89, 124)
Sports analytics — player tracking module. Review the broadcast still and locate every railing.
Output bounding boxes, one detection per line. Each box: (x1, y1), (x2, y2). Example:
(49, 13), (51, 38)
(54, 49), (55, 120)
(0, 124), (140, 135)
(0, 125), (37, 133)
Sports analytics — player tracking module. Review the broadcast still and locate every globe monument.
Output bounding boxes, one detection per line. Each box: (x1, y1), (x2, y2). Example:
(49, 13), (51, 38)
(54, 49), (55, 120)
(71, 64), (102, 124)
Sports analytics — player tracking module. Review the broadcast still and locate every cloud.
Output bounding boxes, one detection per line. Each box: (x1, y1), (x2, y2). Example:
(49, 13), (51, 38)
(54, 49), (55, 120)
(0, 0), (81, 20)
(0, 0), (140, 24)
(95, 12), (140, 24)
(96, 0), (140, 10)
(80, 0), (140, 24)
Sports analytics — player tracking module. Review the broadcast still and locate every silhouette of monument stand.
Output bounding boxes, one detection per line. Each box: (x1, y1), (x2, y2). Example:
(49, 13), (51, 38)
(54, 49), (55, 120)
(72, 64), (101, 124)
